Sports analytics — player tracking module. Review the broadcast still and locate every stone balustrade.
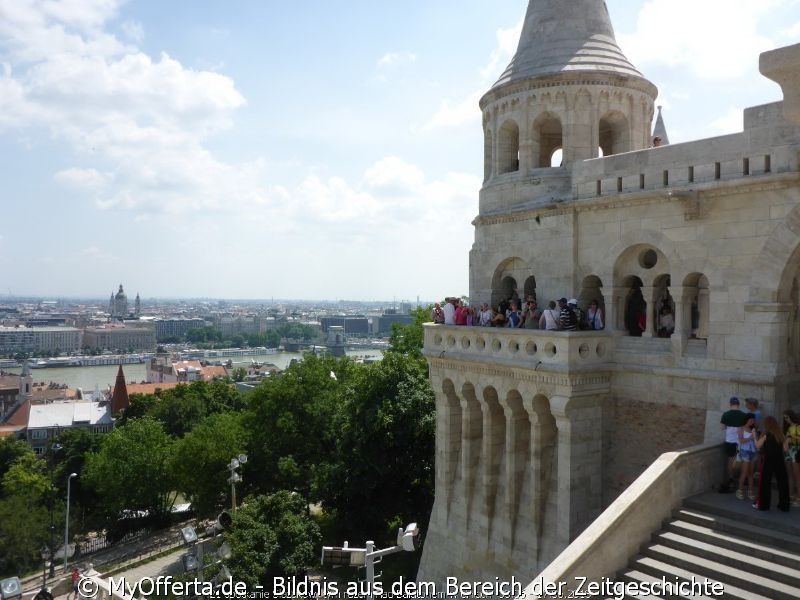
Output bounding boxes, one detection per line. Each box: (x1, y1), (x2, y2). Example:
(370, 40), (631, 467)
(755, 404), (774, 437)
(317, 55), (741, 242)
(423, 323), (612, 371)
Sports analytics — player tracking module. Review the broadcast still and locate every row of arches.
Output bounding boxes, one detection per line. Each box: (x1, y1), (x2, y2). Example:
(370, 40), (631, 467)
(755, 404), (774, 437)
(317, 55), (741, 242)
(489, 250), (710, 339)
(485, 110), (630, 180)
(439, 379), (558, 538)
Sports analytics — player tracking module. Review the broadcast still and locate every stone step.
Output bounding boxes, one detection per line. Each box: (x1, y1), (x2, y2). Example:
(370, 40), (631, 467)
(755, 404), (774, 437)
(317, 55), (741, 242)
(653, 530), (800, 588)
(630, 555), (770, 600)
(614, 568), (703, 600)
(641, 543), (800, 599)
(664, 518), (800, 570)
(681, 497), (800, 537)
(674, 508), (800, 552)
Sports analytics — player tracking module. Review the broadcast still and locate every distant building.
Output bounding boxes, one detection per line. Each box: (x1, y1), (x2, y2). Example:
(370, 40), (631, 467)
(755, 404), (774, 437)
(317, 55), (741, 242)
(0, 326), (82, 354)
(0, 365), (32, 422)
(83, 322), (156, 351)
(319, 316), (369, 335)
(109, 284), (141, 320)
(146, 356), (229, 384)
(25, 401), (113, 454)
(213, 316), (267, 337)
(153, 318), (207, 341)
(374, 313), (413, 335)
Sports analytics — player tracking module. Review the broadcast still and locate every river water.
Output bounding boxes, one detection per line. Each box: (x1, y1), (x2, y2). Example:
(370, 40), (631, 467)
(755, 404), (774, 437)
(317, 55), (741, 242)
(0, 349), (384, 392)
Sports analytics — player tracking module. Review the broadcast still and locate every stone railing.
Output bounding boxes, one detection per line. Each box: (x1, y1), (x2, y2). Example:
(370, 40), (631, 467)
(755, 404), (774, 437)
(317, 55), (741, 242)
(423, 324), (612, 371)
(522, 443), (723, 599)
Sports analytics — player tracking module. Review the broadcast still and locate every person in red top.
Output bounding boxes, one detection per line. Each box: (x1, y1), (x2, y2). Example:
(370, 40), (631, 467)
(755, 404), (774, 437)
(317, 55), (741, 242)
(454, 300), (467, 326)
(70, 568), (80, 600)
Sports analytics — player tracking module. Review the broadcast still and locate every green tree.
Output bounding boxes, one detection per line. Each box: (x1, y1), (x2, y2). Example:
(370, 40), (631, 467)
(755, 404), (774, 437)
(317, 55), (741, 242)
(50, 428), (103, 529)
(0, 449), (60, 577)
(117, 392), (157, 425)
(387, 306), (430, 359)
(318, 351), (435, 538)
(231, 367), (247, 382)
(149, 385), (206, 438)
(171, 412), (246, 517)
(0, 437), (32, 489)
(225, 491), (320, 588)
(244, 354), (346, 500)
(0, 493), (49, 576)
(83, 417), (176, 527)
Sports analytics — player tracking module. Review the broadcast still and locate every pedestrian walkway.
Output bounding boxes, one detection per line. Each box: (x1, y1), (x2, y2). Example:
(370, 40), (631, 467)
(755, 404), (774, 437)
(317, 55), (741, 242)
(17, 521), (192, 600)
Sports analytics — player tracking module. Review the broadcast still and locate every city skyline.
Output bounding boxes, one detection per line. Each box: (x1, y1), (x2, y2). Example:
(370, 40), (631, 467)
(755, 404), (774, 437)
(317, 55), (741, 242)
(1, 0), (798, 301)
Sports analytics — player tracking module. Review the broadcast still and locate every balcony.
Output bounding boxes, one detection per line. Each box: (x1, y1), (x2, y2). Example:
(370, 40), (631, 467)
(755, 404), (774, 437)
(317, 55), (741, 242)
(423, 324), (612, 372)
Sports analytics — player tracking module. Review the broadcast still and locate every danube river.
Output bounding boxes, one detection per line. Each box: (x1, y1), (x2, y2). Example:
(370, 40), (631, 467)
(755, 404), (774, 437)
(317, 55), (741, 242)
(0, 349), (384, 393)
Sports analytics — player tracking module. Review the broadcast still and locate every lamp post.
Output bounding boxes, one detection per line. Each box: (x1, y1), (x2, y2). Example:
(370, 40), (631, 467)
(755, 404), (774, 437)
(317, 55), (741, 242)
(227, 454), (247, 511)
(39, 547), (49, 589)
(43, 441), (62, 580)
(64, 472), (77, 572)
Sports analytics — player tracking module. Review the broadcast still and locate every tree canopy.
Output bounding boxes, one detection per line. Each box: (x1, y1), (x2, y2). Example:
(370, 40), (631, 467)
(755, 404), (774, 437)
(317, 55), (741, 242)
(83, 417), (176, 529)
(225, 491), (320, 589)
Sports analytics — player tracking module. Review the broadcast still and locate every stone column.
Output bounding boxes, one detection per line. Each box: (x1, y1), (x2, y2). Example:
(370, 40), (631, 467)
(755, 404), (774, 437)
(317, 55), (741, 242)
(550, 393), (604, 547)
(479, 387), (504, 545)
(460, 388), (482, 530)
(670, 285), (687, 353)
(610, 286), (627, 332)
(641, 285), (655, 337)
(436, 382), (462, 523)
(500, 392), (528, 547)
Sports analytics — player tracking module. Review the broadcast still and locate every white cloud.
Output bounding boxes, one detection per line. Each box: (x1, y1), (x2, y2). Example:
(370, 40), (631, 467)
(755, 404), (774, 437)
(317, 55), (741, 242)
(480, 20), (522, 80)
(619, 0), (783, 80)
(421, 90), (483, 132)
(377, 51), (417, 68)
(708, 106), (744, 135)
(120, 19), (143, 43)
(54, 167), (113, 189)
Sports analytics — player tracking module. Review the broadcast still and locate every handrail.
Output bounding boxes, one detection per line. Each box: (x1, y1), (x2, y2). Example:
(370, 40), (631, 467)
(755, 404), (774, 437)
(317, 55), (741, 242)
(522, 443), (723, 598)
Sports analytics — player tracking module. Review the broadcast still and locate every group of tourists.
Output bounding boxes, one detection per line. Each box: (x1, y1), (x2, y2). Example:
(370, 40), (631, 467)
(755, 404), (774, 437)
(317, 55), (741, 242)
(720, 396), (800, 511)
(432, 294), (605, 331)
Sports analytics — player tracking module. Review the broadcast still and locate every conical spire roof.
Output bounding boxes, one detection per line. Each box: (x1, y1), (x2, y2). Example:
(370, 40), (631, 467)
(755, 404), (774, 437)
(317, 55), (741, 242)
(111, 364), (129, 416)
(492, 0), (644, 90)
(652, 105), (670, 145)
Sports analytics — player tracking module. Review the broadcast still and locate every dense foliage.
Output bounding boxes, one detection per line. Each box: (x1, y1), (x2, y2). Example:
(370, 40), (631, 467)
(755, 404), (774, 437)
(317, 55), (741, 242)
(225, 491), (321, 588)
(0, 312), (435, 582)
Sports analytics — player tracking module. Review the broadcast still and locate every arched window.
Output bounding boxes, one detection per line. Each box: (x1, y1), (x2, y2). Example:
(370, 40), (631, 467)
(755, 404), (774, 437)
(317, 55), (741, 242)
(623, 275), (645, 336)
(533, 112), (563, 168)
(599, 111), (630, 156)
(491, 258), (526, 308)
(498, 119), (520, 174)
(578, 275), (605, 329)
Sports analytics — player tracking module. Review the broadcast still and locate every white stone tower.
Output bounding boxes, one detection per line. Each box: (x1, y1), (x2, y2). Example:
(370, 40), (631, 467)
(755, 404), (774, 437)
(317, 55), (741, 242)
(420, 1), (800, 591)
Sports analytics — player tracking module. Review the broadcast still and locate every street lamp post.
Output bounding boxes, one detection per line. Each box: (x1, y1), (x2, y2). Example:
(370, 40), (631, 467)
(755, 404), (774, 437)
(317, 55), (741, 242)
(64, 473), (77, 572)
(227, 454), (247, 511)
(46, 443), (61, 579)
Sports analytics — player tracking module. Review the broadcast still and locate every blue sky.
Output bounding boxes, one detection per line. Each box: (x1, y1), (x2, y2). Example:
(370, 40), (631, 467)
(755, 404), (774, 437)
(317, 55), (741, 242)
(1, 0), (798, 302)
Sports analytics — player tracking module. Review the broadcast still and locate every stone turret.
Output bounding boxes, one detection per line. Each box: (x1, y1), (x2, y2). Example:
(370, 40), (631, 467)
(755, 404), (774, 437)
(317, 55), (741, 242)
(480, 0), (657, 189)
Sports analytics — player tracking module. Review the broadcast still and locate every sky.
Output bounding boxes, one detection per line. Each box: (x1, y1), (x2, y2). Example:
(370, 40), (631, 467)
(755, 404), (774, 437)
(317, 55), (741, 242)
(1, 0), (799, 302)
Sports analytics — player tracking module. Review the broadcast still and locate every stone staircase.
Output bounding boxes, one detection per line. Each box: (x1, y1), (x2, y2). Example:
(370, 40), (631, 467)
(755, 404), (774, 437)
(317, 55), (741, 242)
(613, 494), (800, 599)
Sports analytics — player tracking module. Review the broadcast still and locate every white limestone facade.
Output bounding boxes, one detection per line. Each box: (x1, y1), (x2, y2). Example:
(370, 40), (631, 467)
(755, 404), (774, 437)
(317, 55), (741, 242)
(418, 1), (800, 588)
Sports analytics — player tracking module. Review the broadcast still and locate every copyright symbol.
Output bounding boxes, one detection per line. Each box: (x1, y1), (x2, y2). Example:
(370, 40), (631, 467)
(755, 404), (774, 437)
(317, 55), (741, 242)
(78, 577), (99, 599)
